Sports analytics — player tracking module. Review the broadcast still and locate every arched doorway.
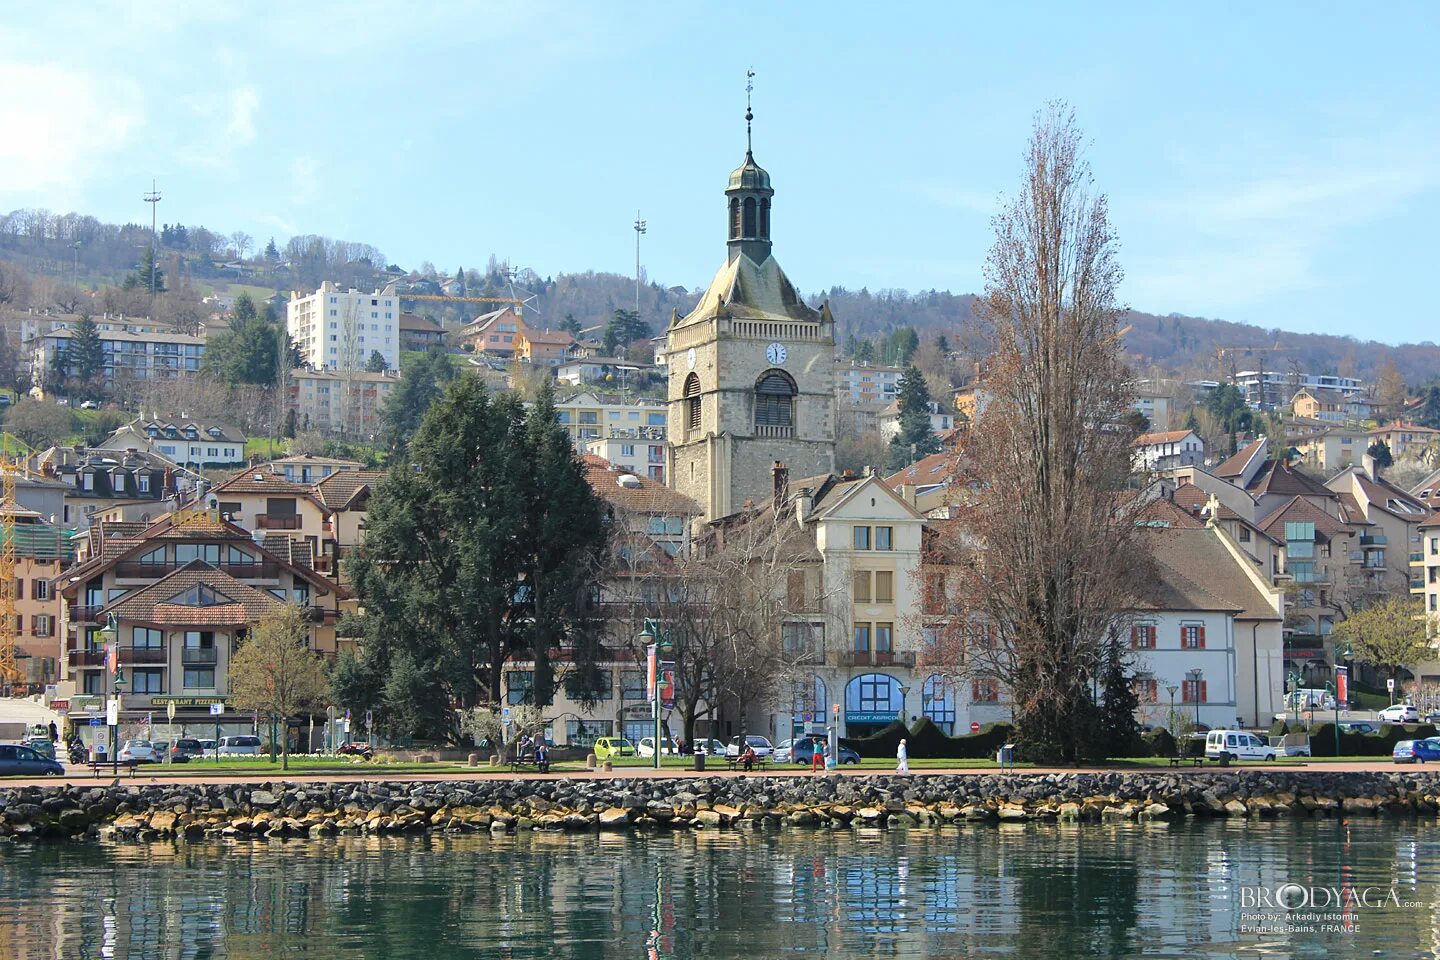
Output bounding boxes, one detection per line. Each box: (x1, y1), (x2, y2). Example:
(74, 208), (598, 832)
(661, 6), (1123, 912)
(844, 673), (902, 737)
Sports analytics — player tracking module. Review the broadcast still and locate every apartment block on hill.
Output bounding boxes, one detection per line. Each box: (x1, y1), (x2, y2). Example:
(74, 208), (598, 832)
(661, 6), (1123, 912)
(287, 281), (401, 373)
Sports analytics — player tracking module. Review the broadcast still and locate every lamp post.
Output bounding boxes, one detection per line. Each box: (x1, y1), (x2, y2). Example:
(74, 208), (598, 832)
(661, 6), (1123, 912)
(1165, 685), (1179, 737)
(897, 685), (910, 727)
(641, 619), (673, 771)
(101, 613), (121, 777)
(1186, 668), (1203, 727)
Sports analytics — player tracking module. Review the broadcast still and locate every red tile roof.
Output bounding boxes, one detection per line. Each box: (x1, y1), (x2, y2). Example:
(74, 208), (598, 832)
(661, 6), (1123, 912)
(1133, 429), (1197, 446)
(581, 456), (700, 516)
(102, 561), (287, 625)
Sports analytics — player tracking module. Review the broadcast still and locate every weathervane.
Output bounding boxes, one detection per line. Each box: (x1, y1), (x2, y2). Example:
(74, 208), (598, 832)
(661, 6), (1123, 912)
(745, 68), (755, 155)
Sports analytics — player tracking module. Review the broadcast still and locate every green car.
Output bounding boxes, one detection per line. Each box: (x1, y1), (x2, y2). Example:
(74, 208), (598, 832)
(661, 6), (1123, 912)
(592, 737), (636, 761)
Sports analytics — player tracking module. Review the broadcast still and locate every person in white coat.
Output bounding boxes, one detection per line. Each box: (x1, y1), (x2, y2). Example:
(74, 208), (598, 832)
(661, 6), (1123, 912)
(896, 738), (909, 774)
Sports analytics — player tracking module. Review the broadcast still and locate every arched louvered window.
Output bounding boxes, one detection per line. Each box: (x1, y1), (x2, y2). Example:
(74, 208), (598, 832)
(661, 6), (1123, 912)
(759, 198), (770, 238)
(754, 369), (796, 428)
(729, 198), (741, 239)
(743, 197), (757, 237)
(684, 373), (701, 432)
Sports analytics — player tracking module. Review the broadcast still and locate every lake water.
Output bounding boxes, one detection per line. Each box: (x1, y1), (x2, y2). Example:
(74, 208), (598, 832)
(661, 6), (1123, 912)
(2, 820), (1439, 958)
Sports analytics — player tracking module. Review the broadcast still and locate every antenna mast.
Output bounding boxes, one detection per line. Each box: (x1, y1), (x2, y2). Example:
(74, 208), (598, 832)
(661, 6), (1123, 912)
(745, 68), (755, 155)
(143, 180), (162, 297)
(633, 211), (647, 320)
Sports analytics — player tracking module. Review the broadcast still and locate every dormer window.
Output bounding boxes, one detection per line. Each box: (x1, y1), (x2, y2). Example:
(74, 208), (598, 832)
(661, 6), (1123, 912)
(138, 474), (150, 494)
(146, 426), (159, 438)
(168, 584), (231, 607)
(208, 427), (221, 438)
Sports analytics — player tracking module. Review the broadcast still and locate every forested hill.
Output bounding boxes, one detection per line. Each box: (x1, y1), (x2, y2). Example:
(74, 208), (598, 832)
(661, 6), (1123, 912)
(1, 204), (1433, 385)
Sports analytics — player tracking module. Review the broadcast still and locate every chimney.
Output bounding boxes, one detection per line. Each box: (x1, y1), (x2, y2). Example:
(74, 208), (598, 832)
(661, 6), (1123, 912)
(1361, 451), (1377, 481)
(772, 461), (789, 505)
(795, 486), (813, 526)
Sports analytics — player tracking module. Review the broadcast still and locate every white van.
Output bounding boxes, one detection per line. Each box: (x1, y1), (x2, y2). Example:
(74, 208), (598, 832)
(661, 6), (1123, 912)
(1205, 729), (1276, 762)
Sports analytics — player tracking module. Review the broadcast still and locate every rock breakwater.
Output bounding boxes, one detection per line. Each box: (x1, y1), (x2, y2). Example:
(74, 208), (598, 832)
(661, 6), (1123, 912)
(3, 770), (1440, 842)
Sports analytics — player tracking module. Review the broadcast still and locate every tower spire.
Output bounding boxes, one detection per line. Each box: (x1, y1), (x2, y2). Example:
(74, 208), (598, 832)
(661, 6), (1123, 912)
(745, 68), (755, 156)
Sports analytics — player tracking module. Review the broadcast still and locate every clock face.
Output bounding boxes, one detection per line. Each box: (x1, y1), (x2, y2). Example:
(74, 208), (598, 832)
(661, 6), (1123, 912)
(766, 342), (788, 365)
(686, 347), (696, 370)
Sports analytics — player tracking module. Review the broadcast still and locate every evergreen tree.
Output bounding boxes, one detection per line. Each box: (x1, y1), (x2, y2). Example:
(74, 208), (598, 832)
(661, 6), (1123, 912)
(855, 340), (875, 364)
(453, 266), (466, 296)
(122, 246), (165, 293)
(282, 407), (298, 439)
(561, 312), (582, 336)
(68, 314), (106, 390)
(1096, 633), (1140, 758)
(843, 333), (857, 358)
(264, 237), (280, 261)
(344, 374), (609, 740)
(366, 350), (389, 373)
(935, 334), (951, 355)
(379, 347), (455, 451)
(603, 309), (648, 356)
(1416, 386), (1440, 430)
(200, 293), (297, 386)
(1366, 440), (1394, 468)
(887, 364), (941, 470)
(895, 326), (920, 365)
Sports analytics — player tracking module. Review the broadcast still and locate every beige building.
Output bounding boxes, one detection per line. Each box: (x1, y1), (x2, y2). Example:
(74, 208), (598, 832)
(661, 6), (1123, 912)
(1368, 421), (1440, 461)
(288, 368), (399, 436)
(666, 144), (836, 521)
(5, 509), (72, 689)
(554, 393), (667, 446)
(1292, 428), (1367, 472)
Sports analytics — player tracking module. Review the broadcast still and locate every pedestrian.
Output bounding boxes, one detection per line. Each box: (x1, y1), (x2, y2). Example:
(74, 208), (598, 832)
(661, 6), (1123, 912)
(535, 742), (550, 774)
(896, 737), (910, 774)
(48, 721), (58, 742)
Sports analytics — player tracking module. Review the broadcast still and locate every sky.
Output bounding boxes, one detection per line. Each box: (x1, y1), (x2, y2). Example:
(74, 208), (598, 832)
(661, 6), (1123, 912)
(2, 2), (1438, 343)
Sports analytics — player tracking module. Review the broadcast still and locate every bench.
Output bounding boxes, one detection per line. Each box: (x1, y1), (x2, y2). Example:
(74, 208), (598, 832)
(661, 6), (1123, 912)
(88, 759), (140, 778)
(725, 755), (772, 772)
(1168, 756), (1204, 767)
(508, 754), (551, 774)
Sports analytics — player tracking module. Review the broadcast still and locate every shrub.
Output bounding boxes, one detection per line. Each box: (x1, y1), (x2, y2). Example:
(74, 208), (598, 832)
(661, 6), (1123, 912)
(1145, 728), (1177, 758)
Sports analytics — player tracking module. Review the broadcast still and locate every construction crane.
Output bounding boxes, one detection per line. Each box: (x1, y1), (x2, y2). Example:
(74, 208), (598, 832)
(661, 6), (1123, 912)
(0, 433), (36, 693)
(1213, 342), (1294, 404)
(399, 294), (525, 307)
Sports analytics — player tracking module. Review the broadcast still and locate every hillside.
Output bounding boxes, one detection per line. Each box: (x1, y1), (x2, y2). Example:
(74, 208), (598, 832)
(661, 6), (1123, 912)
(2, 205), (1434, 387)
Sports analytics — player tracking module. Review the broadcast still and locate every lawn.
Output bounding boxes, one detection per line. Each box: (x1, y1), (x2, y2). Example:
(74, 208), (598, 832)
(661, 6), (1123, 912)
(246, 437), (289, 460)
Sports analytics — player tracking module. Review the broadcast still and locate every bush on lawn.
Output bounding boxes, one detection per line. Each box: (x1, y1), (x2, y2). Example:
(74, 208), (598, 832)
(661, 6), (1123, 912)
(839, 718), (1016, 760)
(1144, 728), (1177, 758)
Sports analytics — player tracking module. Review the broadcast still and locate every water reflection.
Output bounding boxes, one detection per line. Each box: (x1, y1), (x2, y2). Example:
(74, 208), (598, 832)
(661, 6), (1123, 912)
(0, 820), (1438, 958)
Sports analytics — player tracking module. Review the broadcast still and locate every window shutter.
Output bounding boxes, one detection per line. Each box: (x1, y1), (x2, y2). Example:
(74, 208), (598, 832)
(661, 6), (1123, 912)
(1130, 625), (1139, 648)
(1200, 681), (1208, 703)
(1197, 625), (1206, 649)
(13, 579), (21, 601)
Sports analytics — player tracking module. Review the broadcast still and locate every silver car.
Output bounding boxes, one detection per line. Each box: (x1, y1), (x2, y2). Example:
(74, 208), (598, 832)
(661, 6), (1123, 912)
(117, 739), (159, 764)
(217, 735), (263, 756)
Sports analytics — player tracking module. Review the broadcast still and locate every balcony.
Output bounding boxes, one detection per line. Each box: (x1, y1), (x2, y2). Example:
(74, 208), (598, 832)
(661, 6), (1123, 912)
(842, 651), (872, 667)
(754, 424), (794, 439)
(256, 515), (302, 530)
(67, 647), (167, 667)
(1412, 552), (1426, 565)
(114, 560), (281, 580)
(181, 647), (218, 665)
(1360, 534), (1387, 546)
(68, 605), (105, 624)
(872, 651), (917, 668)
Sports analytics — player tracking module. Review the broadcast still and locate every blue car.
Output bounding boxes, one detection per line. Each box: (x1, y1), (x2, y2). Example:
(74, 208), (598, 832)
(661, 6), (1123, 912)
(1414, 738), (1440, 763)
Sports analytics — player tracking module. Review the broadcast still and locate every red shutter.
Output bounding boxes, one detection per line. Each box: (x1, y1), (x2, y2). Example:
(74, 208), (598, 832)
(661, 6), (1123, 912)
(1130, 626), (1139, 649)
(1200, 681), (1208, 703)
(1197, 625), (1206, 649)
(1146, 626), (1156, 648)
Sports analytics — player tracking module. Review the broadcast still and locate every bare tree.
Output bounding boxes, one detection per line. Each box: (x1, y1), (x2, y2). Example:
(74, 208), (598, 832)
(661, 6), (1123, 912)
(230, 231), (253, 260)
(923, 104), (1147, 763)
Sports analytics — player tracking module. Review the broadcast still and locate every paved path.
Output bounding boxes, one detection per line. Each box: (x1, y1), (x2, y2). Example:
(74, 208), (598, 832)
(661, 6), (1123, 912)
(0, 759), (1417, 791)
(0, 696), (60, 733)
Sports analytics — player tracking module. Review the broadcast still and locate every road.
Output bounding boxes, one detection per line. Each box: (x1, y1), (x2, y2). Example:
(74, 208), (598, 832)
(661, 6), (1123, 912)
(0, 759), (1425, 791)
(0, 695), (60, 735)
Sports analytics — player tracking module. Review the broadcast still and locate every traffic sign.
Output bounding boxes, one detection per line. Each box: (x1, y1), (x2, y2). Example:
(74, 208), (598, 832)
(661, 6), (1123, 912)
(167, 701), (176, 721)
(970, 721), (981, 733)
(502, 707), (511, 720)
(1387, 678), (1396, 692)
(209, 703), (223, 716)
(89, 717), (102, 727)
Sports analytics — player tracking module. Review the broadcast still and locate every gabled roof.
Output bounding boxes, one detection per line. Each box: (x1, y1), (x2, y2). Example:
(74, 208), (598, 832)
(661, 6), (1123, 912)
(208, 470), (319, 498)
(1133, 429), (1199, 446)
(1213, 439), (1267, 479)
(581, 454), (701, 517)
(1258, 495), (1352, 541)
(1134, 527), (1280, 620)
(521, 329), (575, 346)
(312, 470), (387, 510)
(884, 452), (960, 492)
(1368, 421), (1440, 437)
(672, 251), (823, 330)
(1247, 459), (1335, 499)
(1351, 469), (1430, 521)
(398, 312), (442, 332)
(1135, 497), (1206, 528)
(101, 560), (286, 626)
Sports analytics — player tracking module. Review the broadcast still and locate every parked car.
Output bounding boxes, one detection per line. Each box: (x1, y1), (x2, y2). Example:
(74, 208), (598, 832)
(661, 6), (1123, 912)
(778, 737), (860, 765)
(170, 738), (204, 760)
(337, 742), (373, 759)
(199, 739), (217, 754)
(25, 737), (56, 760)
(1395, 740), (1421, 763)
(592, 737), (636, 761)
(217, 735), (262, 757)
(117, 740), (159, 764)
(636, 737), (679, 758)
(1379, 703), (1420, 723)
(79, 400), (99, 410)
(1414, 738), (1440, 762)
(1204, 730), (1276, 762)
(1268, 732), (1312, 757)
(0, 744), (65, 777)
(1339, 721), (1377, 735)
(693, 738), (727, 757)
(725, 735), (774, 758)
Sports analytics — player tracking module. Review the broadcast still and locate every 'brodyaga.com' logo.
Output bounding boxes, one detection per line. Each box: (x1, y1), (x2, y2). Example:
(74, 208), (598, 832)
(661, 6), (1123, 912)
(1242, 885), (1402, 911)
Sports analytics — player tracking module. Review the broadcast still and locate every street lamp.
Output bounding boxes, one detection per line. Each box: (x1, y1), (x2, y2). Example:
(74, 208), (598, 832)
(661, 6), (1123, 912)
(640, 619), (674, 771)
(897, 685), (910, 726)
(101, 613), (121, 776)
(1165, 685), (1179, 737)
(1186, 668), (1203, 727)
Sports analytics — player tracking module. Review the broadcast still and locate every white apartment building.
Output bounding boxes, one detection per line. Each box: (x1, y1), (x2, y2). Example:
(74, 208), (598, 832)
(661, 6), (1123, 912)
(584, 436), (669, 484)
(553, 393), (667, 445)
(878, 401), (955, 441)
(835, 361), (904, 405)
(27, 316), (205, 389)
(287, 281), (401, 373)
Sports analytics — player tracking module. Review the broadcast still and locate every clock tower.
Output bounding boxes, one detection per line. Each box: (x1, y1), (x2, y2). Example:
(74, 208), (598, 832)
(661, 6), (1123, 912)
(666, 97), (836, 521)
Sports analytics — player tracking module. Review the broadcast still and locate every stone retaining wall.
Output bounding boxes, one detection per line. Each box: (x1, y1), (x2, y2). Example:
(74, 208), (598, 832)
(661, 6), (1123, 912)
(4, 770), (1440, 842)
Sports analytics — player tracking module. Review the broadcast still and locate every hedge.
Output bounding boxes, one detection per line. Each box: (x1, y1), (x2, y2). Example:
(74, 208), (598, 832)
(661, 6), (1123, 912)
(1305, 722), (1437, 757)
(841, 717), (1016, 760)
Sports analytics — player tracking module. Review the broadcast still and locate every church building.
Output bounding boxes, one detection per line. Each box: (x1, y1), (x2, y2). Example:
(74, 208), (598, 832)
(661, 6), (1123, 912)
(666, 110), (837, 521)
